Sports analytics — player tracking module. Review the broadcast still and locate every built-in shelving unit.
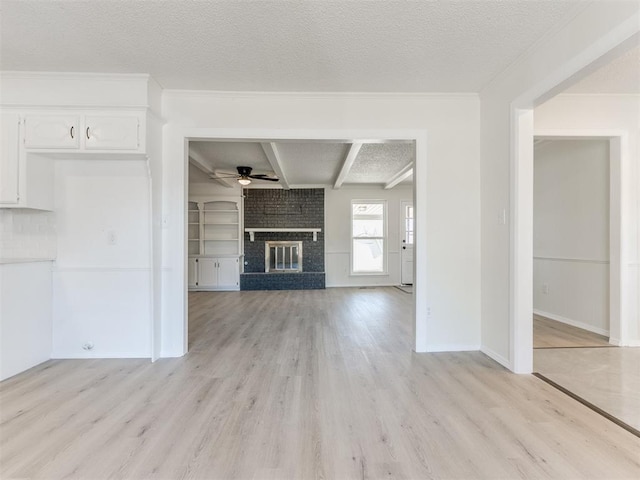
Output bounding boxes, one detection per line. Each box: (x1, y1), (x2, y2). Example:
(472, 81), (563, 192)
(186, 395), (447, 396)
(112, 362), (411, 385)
(188, 197), (242, 291)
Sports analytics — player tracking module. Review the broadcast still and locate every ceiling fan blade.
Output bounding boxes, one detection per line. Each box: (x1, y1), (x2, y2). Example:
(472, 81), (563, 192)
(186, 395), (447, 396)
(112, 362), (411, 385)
(249, 175), (279, 182)
(208, 174), (239, 179)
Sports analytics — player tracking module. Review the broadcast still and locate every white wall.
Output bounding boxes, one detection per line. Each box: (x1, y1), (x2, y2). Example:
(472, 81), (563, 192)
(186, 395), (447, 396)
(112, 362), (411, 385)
(0, 261), (52, 380)
(52, 160), (151, 358)
(533, 139), (610, 335)
(0, 209), (56, 260)
(162, 92), (481, 355)
(325, 185), (411, 287)
(479, 2), (639, 370)
(535, 94), (640, 345)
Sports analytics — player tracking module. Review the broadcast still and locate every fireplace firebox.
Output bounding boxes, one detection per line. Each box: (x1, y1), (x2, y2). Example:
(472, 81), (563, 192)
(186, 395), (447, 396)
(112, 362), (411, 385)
(265, 241), (303, 272)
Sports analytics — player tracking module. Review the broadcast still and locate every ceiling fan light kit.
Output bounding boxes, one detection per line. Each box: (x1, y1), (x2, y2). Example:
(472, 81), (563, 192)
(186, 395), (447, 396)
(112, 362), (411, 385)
(208, 166), (279, 186)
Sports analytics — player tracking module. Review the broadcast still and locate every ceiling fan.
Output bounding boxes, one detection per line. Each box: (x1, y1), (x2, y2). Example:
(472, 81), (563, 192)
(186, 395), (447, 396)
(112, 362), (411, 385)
(209, 166), (279, 186)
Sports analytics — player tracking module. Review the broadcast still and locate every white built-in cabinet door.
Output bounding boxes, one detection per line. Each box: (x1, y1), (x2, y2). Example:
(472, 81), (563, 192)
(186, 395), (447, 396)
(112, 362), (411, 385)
(217, 257), (239, 289)
(188, 258), (198, 288)
(0, 113), (20, 204)
(84, 115), (139, 150)
(197, 258), (217, 287)
(24, 115), (80, 149)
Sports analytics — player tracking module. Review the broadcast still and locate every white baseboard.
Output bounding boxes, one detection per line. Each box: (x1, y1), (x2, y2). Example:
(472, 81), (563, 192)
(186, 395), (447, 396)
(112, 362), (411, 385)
(533, 309), (609, 337)
(326, 283), (398, 288)
(51, 352), (150, 359)
(426, 344), (480, 353)
(609, 337), (640, 347)
(480, 345), (511, 371)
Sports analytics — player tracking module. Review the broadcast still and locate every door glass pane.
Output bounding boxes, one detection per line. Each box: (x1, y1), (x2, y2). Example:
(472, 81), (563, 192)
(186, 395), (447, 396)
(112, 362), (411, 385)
(405, 205), (414, 244)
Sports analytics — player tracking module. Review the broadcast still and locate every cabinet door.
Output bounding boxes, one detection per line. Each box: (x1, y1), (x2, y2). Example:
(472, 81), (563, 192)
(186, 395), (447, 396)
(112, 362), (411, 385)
(217, 257), (239, 289)
(24, 115), (79, 149)
(197, 258), (217, 287)
(188, 258), (199, 288)
(0, 113), (20, 204)
(84, 115), (139, 150)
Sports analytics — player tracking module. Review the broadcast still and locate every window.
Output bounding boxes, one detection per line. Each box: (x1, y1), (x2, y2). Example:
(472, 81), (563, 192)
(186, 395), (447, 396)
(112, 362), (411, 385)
(351, 201), (386, 274)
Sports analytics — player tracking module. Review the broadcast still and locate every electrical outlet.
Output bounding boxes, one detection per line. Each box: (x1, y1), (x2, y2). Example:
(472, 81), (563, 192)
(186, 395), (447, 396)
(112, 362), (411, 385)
(426, 306), (432, 317)
(82, 342), (94, 351)
(542, 284), (549, 295)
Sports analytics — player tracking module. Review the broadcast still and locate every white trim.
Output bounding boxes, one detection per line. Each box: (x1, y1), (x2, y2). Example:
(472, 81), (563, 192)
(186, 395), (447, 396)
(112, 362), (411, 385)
(0, 104), (152, 111)
(167, 127), (428, 356)
(556, 93), (640, 99)
(384, 164), (413, 190)
(480, 346), (511, 370)
(609, 337), (640, 348)
(333, 143), (363, 189)
(533, 309), (609, 337)
(52, 266), (151, 272)
(51, 352), (150, 359)
(510, 108), (534, 374)
(350, 199), (388, 275)
(245, 227), (321, 242)
(0, 71), (151, 81)
(426, 344), (480, 353)
(163, 90), (479, 101)
(261, 142), (290, 190)
(533, 256), (610, 265)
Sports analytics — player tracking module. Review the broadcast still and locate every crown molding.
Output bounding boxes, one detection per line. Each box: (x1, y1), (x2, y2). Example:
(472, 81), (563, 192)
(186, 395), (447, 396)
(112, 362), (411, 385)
(0, 71), (151, 81)
(555, 93), (640, 98)
(162, 89), (479, 102)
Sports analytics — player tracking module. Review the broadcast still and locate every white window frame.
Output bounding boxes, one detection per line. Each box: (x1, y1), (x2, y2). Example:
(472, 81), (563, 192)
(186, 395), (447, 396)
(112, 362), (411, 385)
(350, 199), (387, 275)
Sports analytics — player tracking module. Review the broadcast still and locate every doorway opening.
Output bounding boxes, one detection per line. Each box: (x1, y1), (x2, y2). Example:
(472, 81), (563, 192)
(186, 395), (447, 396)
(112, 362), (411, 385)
(184, 132), (425, 351)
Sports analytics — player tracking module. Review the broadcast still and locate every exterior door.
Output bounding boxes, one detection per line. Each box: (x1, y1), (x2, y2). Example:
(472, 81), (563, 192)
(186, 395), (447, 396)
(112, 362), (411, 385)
(401, 201), (414, 285)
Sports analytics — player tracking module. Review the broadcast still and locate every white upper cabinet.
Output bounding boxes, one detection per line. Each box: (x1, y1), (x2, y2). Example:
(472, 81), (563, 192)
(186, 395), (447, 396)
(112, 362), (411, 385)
(0, 112), (54, 210)
(24, 115), (80, 149)
(0, 113), (20, 204)
(23, 112), (143, 153)
(84, 115), (139, 150)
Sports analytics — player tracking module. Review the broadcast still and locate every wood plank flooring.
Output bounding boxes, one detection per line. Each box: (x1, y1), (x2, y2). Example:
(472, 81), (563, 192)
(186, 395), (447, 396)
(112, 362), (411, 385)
(533, 314), (611, 348)
(1, 288), (639, 479)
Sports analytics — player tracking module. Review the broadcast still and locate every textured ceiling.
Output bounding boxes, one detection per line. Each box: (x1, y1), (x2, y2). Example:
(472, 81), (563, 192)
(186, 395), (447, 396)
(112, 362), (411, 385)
(188, 140), (415, 188)
(347, 144), (413, 184)
(190, 142), (272, 175)
(275, 142), (349, 185)
(1, 0), (585, 92)
(564, 44), (640, 94)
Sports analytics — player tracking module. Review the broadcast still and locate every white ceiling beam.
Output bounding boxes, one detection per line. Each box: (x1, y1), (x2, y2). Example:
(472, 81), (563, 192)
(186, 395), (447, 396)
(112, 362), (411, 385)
(384, 163), (413, 190)
(261, 142), (290, 190)
(188, 150), (234, 188)
(333, 142), (363, 190)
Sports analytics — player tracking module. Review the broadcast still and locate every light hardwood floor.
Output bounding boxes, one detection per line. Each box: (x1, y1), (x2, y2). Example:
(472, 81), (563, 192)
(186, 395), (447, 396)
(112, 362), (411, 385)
(1, 288), (639, 479)
(533, 314), (611, 348)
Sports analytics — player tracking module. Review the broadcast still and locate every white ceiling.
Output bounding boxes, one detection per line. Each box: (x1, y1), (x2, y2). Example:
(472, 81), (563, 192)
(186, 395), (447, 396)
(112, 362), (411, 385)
(189, 140), (414, 189)
(1, 0), (586, 92)
(4, 1), (632, 188)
